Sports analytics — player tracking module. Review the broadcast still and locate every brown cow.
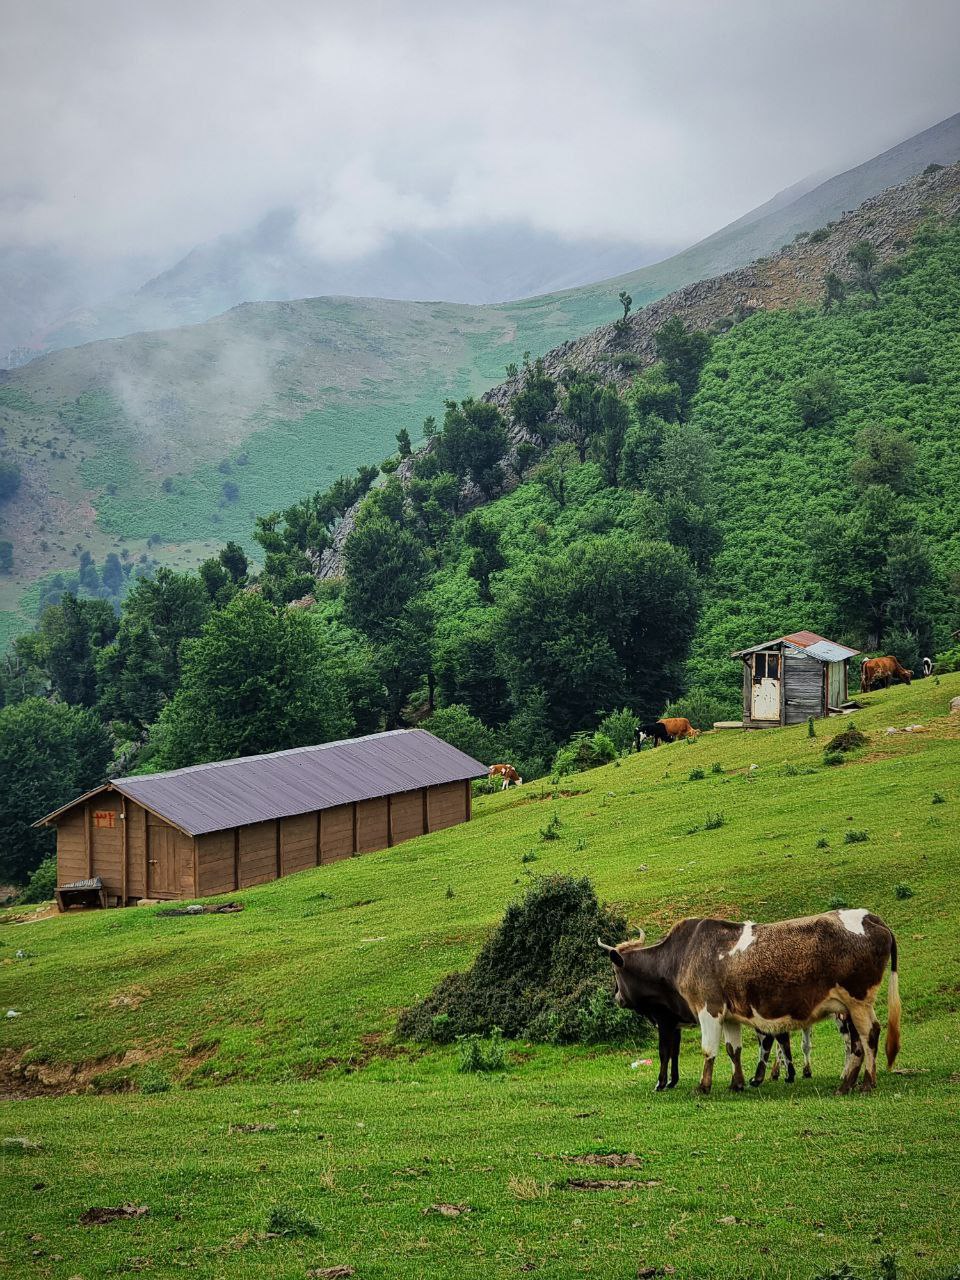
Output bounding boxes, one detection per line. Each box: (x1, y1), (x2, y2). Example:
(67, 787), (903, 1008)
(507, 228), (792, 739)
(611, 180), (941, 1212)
(861, 655), (913, 692)
(658, 717), (699, 741)
(488, 763), (522, 790)
(599, 909), (899, 1095)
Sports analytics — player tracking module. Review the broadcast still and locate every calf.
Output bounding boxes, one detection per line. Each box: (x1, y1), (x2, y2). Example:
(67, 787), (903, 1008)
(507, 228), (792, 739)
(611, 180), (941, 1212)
(922, 656), (933, 678)
(599, 909), (899, 1094)
(861, 655), (913, 692)
(488, 763), (522, 790)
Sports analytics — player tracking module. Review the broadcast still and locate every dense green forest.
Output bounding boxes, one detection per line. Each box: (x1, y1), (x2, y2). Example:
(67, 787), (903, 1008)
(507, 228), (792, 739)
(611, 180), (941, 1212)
(3, 218), (959, 891)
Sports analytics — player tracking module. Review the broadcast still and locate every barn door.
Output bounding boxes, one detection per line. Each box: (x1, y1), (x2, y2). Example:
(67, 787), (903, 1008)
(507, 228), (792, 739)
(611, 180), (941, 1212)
(750, 651), (781, 721)
(147, 815), (179, 897)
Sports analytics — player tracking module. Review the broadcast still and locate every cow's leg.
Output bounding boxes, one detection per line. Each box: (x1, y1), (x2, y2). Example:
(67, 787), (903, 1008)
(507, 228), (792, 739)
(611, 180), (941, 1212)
(670, 1027), (681, 1088)
(837, 1008), (866, 1094)
(723, 1021), (745, 1092)
(846, 1003), (881, 1092)
(501, 778), (508, 791)
(775, 1033), (796, 1083)
(802, 1027), (813, 1078)
(696, 1008), (722, 1094)
(769, 1038), (781, 1081)
(750, 1032), (774, 1087)
(655, 1021), (672, 1092)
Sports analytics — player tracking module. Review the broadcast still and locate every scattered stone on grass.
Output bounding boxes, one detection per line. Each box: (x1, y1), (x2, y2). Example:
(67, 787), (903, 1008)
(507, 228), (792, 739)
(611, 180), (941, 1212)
(307, 1268), (356, 1278)
(562, 1178), (661, 1191)
(637, 1267), (676, 1278)
(157, 903), (243, 917)
(229, 1122), (277, 1134)
(423, 1203), (472, 1216)
(2, 1136), (41, 1151)
(564, 1152), (644, 1168)
(716, 1214), (745, 1226)
(79, 1204), (149, 1226)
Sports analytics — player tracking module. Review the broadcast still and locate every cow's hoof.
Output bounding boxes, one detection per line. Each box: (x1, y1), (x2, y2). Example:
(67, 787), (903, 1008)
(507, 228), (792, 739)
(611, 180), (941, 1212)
(667, 1079), (679, 1090)
(803, 1066), (812, 1078)
(729, 1081), (745, 1093)
(748, 1077), (763, 1088)
(654, 1082), (667, 1093)
(858, 1080), (876, 1094)
(785, 1073), (796, 1085)
(694, 1085), (712, 1096)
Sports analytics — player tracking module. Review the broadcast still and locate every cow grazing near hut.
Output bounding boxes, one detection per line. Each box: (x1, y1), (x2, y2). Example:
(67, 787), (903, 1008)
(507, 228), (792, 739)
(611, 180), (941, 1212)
(634, 718), (698, 750)
(488, 763), (522, 790)
(861, 655), (913, 692)
(921, 656), (933, 678)
(599, 909), (899, 1094)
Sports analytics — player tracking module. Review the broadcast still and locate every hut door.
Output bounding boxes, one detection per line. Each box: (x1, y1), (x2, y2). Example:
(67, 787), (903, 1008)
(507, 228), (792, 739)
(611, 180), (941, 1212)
(147, 816), (179, 897)
(751, 651), (781, 721)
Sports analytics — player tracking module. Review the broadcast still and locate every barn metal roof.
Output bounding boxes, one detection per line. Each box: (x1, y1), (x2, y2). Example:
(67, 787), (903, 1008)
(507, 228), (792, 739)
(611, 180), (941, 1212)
(731, 631), (859, 660)
(36, 730), (488, 836)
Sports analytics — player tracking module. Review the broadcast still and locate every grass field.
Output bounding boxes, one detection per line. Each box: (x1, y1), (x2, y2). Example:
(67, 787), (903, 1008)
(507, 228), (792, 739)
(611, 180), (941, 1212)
(2, 676), (959, 1279)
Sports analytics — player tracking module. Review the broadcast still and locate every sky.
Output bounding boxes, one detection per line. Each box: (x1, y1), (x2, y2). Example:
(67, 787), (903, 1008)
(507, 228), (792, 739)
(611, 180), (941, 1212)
(2, 0), (959, 267)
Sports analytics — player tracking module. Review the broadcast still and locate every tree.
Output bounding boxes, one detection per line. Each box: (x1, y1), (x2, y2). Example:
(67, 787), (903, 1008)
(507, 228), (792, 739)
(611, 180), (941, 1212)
(0, 540), (12, 574)
(626, 366), (682, 424)
(464, 513), (507, 602)
(102, 552), (125, 598)
(438, 398), (509, 497)
(396, 427), (413, 457)
(653, 317), (712, 419)
(122, 568), (210, 694)
(343, 496), (429, 640)
(152, 593), (351, 769)
(0, 698), (112, 883)
(618, 291), (632, 324)
(561, 373), (604, 461)
(514, 440), (538, 481)
(0, 461), (21, 502)
(509, 357), (557, 443)
(421, 704), (499, 764)
(39, 594), (118, 707)
(498, 534), (699, 740)
(533, 443), (579, 509)
(823, 271), (846, 311)
(592, 386), (630, 487)
(96, 620), (168, 732)
(792, 371), (841, 428)
(848, 240), (879, 300)
(850, 425), (916, 494)
(309, 609), (388, 736)
(434, 612), (511, 728)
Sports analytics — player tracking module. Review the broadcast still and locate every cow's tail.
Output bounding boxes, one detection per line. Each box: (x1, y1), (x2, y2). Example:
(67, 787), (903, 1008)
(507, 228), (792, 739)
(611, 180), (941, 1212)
(885, 933), (901, 1069)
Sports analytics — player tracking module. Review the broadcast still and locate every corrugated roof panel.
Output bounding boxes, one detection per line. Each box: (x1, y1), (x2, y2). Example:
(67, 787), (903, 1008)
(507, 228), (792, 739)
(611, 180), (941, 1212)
(109, 730), (487, 836)
(803, 639), (860, 662)
(782, 630), (829, 648)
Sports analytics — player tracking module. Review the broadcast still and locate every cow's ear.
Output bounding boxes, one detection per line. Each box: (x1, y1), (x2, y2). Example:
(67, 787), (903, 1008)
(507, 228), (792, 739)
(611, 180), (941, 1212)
(597, 938), (625, 967)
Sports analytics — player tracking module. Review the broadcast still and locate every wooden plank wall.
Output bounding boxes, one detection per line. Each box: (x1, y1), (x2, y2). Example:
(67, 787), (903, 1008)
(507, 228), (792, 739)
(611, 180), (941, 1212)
(281, 812), (318, 876)
(356, 797), (389, 853)
(126, 804), (147, 899)
(89, 793), (124, 900)
(390, 789), (424, 844)
(196, 830), (235, 896)
(784, 651), (825, 724)
(427, 781), (468, 832)
(321, 804), (355, 863)
(56, 809), (87, 885)
(238, 820), (278, 887)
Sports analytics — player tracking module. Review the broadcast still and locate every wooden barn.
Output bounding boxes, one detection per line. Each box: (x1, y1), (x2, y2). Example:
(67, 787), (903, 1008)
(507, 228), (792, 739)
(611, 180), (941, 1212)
(36, 730), (487, 909)
(732, 630), (859, 728)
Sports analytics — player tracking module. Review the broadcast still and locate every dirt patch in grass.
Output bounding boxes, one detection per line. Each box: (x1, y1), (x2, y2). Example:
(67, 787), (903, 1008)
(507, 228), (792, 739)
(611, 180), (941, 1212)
(79, 1204), (149, 1226)
(564, 1152), (644, 1168)
(561, 1178), (661, 1191)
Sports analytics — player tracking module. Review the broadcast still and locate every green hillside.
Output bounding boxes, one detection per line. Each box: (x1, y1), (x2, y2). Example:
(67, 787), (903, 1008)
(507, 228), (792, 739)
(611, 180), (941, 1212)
(2, 676), (959, 1279)
(2, 117), (959, 642)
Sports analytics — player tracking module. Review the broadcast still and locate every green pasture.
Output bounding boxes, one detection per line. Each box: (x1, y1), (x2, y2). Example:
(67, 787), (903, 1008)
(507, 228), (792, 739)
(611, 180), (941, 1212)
(1, 676), (959, 1278)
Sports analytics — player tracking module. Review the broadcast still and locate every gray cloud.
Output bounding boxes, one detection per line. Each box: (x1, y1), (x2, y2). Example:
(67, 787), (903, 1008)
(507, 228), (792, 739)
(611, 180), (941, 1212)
(2, 0), (958, 265)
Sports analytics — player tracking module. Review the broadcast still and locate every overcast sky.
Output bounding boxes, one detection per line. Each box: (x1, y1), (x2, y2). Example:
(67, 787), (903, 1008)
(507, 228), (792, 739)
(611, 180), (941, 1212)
(2, 0), (958, 266)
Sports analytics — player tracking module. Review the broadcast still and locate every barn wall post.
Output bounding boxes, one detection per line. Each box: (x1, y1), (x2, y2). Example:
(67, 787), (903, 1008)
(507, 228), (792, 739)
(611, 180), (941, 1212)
(315, 810), (322, 866)
(387, 794), (394, 847)
(84, 802), (93, 879)
(352, 802), (358, 854)
(232, 828), (240, 892)
(120, 796), (128, 905)
(465, 779), (472, 821)
(274, 819), (282, 880)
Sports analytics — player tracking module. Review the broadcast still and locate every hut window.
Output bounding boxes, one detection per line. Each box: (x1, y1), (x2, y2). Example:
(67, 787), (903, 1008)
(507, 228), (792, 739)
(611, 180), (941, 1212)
(766, 653), (780, 680)
(753, 652), (780, 682)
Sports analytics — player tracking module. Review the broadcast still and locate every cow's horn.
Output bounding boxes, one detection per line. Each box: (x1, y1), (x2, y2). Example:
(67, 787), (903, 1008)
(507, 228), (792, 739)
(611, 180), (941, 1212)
(633, 928), (646, 945)
(597, 938), (624, 967)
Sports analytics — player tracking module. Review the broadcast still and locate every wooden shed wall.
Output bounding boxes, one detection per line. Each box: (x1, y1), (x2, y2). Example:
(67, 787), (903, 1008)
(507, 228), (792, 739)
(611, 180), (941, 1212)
(238, 820), (278, 888)
(321, 804), (355, 863)
(390, 789), (425, 844)
(784, 651), (826, 724)
(356, 796), (389, 853)
(428, 781), (469, 831)
(281, 813), (318, 876)
(196, 830), (235, 896)
(56, 809), (87, 884)
(126, 803), (147, 899)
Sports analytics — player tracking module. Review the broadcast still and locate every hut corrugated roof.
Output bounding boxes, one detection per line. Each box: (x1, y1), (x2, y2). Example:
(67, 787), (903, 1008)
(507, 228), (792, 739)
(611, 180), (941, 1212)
(36, 730), (487, 836)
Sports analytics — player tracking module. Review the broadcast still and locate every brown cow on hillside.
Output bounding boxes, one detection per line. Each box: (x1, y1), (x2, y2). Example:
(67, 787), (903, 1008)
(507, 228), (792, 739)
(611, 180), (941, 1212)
(488, 763), (522, 790)
(599, 909), (899, 1094)
(861, 655), (913, 692)
(658, 716), (699, 741)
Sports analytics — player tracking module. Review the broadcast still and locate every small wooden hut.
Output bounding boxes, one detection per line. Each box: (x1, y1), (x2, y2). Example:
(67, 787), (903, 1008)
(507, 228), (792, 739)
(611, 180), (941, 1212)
(731, 630), (859, 728)
(36, 729), (487, 908)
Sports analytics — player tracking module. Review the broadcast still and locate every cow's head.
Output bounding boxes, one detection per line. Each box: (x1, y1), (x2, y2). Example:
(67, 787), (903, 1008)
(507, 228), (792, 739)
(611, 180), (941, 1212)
(598, 932), (646, 1007)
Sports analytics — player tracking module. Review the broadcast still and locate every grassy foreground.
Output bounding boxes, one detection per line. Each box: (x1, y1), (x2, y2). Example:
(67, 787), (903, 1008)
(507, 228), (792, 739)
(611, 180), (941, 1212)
(2, 676), (959, 1279)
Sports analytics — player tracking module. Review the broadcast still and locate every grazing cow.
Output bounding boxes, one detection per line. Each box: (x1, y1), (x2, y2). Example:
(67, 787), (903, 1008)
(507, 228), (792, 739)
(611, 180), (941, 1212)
(922, 656), (933, 678)
(488, 763), (522, 790)
(634, 718), (698, 750)
(861, 655), (913, 692)
(599, 909), (899, 1094)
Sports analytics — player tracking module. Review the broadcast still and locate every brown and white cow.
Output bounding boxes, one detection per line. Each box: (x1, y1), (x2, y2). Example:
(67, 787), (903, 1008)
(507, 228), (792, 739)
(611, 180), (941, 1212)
(599, 909), (899, 1094)
(861, 655), (913, 692)
(634, 717), (699, 750)
(488, 763), (522, 790)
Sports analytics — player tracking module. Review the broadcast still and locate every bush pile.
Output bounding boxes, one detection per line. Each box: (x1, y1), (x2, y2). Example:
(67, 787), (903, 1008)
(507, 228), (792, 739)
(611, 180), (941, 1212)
(826, 724), (867, 753)
(396, 873), (638, 1045)
(552, 731), (617, 777)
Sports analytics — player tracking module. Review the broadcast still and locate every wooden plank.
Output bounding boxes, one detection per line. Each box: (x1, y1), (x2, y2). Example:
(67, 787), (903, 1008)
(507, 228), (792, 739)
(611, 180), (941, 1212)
(465, 779), (472, 821)
(320, 804), (354, 863)
(121, 797), (128, 906)
(387, 794), (393, 847)
(352, 802), (358, 854)
(422, 787), (430, 834)
(84, 803), (93, 879)
(275, 819), (282, 879)
(315, 811), (321, 866)
(233, 828), (240, 892)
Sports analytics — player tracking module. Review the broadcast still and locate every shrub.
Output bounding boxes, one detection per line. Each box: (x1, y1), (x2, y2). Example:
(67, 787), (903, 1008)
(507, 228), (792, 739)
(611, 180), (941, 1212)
(829, 725), (867, 756)
(423, 704), (500, 766)
(552, 731), (617, 777)
(894, 883), (913, 900)
(808, 717), (816, 738)
(139, 1064), (172, 1094)
(703, 811), (725, 830)
(710, 761), (724, 774)
(539, 812), (562, 841)
(808, 227), (830, 244)
(816, 837), (830, 849)
(396, 873), (632, 1045)
(19, 856), (57, 904)
(457, 1028), (506, 1073)
(828, 894), (850, 910)
(662, 687), (732, 731)
(932, 792), (946, 805)
(844, 830), (869, 844)
(823, 750), (845, 767)
(688, 768), (706, 781)
(598, 707), (637, 755)
(265, 1205), (321, 1238)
